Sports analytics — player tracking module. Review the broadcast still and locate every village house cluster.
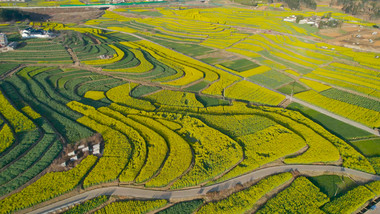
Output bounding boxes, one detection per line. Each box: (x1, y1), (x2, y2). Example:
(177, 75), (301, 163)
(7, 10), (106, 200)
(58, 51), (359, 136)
(0, 33), (17, 52)
(283, 15), (339, 28)
(60, 143), (102, 167)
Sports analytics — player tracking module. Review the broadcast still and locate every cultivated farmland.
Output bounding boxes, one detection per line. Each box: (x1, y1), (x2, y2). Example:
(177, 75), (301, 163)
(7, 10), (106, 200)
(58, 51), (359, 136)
(0, 2), (379, 214)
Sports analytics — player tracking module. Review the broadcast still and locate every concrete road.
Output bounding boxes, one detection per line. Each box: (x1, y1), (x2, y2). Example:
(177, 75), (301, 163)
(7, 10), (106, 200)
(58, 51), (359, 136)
(29, 164), (380, 214)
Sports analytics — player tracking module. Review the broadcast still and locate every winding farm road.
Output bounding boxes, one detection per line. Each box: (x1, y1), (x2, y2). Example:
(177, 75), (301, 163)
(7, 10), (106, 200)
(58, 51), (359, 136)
(29, 165), (380, 214)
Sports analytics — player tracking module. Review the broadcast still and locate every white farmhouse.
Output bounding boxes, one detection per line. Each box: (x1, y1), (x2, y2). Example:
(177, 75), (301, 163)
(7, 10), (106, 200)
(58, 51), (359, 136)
(283, 15), (296, 22)
(92, 144), (101, 155)
(20, 28), (53, 39)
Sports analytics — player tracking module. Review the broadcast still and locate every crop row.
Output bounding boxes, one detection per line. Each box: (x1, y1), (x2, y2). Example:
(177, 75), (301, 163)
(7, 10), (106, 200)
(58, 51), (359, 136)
(0, 134), (56, 187)
(310, 68), (380, 91)
(198, 114), (276, 138)
(130, 115), (192, 187)
(305, 72), (380, 99)
(321, 88), (380, 112)
(263, 107), (375, 173)
(322, 185), (375, 214)
(257, 176), (329, 213)
(225, 48), (262, 58)
(295, 90), (380, 128)
(299, 78), (331, 92)
(202, 103), (343, 166)
(0, 89), (35, 133)
(125, 40), (219, 84)
(64, 196), (108, 214)
(224, 80), (285, 105)
(198, 173), (292, 214)
(162, 114), (243, 189)
(0, 155), (97, 213)
(220, 125), (305, 182)
(95, 199), (167, 214)
(103, 47), (153, 73)
(144, 90), (203, 108)
(0, 139), (61, 196)
(67, 102), (133, 186)
(106, 83), (156, 111)
(0, 124), (14, 154)
(82, 44), (125, 65)
(5, 68), (94, 143)
(98, 107), (168, 183)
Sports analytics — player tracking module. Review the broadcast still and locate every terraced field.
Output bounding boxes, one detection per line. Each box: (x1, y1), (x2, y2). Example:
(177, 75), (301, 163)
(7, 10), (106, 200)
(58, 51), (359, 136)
(0, 4), (379, 214)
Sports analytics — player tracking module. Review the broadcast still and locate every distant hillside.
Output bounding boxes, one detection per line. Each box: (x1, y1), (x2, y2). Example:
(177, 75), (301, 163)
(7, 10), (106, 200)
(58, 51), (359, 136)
(232, 0), (316, 9)
(283, 0), (317, 10)
(331, 0), (380, 18)
(233, 0), (379, 19)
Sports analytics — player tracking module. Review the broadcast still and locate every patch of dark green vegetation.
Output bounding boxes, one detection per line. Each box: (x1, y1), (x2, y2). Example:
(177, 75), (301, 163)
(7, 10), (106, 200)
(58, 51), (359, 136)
(0, 63), (19, 76)
(285, 0), (317, 10)
(184, 81), (210, 92)
(157, 199), (203, 214)
(277, 82), (307, 94)
(131, 84), (161, 98)
(63, 196), (109, 214)
(321, 88), (380, 112)
(196, 95), (229, 107)
(287, 102), (373, 139)
(308, 175), (358, 198)
(0, 9), (45, 22)
(200, 57), (223, 64)
(351, 138), (380, 157)
(220, 58), (259, 72)
(147, 37), (214, 57)
(248, 70), (293, 88)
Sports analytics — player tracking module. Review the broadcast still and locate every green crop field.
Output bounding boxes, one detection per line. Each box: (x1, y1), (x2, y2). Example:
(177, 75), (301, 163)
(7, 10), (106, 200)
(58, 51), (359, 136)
(220, 58), (260, 72)
(287, 102), (375, 139)
(308, 175), (358, 198)
(351, 139), (380, 157)
(0, 1), (379, 213)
